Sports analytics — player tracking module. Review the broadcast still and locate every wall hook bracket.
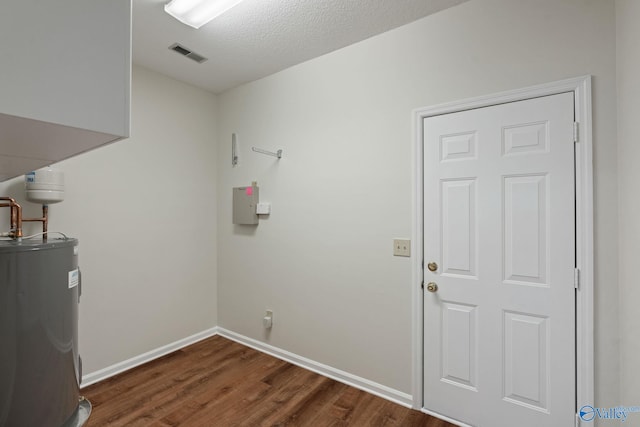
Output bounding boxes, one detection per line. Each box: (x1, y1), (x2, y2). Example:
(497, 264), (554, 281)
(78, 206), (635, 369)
(231, 133), (239, 166)
(252, 147), (282, 159)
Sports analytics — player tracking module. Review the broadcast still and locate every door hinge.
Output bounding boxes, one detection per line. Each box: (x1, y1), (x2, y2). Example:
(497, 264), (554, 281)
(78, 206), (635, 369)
(574, 268), (580, 290)
(421, 281), (424, 290)
(573, 122), (579, 143)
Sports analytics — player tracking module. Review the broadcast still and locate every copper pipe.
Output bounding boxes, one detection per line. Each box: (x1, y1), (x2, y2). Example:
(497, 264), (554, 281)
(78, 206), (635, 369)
(0, 197), (20, 234)
(23, 217), (46, 222)
(43, 205), (48, 239)
(0, 198), (17, 236)
(0, 197), (19, 232)
(22, 205), (49, 240)
(0, 197), (22, 239)
(14, 205), (21, 238)
(13, 207), (17, 234)
(0, 202), (16, 234)
(1, 198), (51, 240)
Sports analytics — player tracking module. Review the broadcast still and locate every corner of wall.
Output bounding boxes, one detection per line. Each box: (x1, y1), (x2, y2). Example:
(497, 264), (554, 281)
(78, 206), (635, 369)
(615, 0), (640, 408)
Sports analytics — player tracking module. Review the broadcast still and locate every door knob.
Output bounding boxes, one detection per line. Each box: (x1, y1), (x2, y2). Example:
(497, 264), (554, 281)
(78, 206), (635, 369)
(427, 262), (438, 272)
(426, 282), (438, 293)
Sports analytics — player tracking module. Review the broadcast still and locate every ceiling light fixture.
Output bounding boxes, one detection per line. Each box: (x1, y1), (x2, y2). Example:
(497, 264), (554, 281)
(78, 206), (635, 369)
(164, 0), (244, 29)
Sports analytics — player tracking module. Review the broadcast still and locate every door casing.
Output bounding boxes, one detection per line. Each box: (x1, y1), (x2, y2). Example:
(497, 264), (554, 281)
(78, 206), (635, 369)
(411, 76), (594, 422)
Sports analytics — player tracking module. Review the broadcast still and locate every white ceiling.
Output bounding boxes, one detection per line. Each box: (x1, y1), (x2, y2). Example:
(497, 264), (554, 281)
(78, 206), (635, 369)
(133, 0), (467, 94)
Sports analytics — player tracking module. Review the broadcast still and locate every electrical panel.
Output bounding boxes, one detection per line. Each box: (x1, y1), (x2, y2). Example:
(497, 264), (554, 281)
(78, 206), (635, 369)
(233, 185), (259, 225)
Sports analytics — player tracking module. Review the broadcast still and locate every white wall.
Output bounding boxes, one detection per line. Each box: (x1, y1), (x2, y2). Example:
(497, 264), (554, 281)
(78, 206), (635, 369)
(217, 0), (619, 406)
(616, 0), (640, 408)
(0, 0), (624, 415)
(0, 65), (219, 374)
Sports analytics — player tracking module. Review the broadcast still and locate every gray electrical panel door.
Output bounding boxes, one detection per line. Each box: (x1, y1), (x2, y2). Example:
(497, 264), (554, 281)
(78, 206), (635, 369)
(233, 186), (259, 225)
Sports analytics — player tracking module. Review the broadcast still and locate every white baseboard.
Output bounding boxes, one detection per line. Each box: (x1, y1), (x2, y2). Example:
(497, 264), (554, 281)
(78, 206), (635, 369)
(81, 327), (219, 388)
(217, 327), (413, 408)
(80, 326), (413, 409)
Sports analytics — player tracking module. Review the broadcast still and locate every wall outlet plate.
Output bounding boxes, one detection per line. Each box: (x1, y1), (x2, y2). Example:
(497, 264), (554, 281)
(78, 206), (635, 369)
(393, 239), (411, 257)
(263, 310), (273, 329)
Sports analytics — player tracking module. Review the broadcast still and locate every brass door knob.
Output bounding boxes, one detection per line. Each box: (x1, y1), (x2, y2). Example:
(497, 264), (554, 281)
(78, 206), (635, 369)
(426, 282), (438, 293)
(427, 262), (438, 272)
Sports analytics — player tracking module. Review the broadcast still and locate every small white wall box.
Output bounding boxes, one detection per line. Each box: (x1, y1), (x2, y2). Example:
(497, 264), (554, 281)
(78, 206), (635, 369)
(233, 185), (259, 225)
(256, 202), (271, 215)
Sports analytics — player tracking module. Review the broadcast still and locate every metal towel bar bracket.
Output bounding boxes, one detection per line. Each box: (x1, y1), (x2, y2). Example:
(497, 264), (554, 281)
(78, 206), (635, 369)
(252, 147), (283, 159)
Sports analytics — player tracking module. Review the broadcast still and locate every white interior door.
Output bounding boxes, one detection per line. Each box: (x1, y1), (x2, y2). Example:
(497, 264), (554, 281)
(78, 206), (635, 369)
(423, 93), (575, 427)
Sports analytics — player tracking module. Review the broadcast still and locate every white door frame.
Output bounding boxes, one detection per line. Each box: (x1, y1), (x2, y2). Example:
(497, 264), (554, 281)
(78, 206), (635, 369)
(411, 76), (594, 419)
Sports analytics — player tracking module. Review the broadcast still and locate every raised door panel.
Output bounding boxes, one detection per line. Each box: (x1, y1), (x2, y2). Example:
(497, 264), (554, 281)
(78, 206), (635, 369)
(441, 179), (477, 278)
(503, 174), (549, 286)
(503, 311), (549, 412)
(440, 302), (478, 391)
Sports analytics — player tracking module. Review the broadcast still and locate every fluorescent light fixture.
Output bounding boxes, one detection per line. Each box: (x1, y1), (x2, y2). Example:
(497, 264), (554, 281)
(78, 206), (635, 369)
(165, 0), (244, 29)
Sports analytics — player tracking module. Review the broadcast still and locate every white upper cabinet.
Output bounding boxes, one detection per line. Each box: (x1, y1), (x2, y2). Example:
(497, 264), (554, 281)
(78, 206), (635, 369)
(0, 0), (131, 181)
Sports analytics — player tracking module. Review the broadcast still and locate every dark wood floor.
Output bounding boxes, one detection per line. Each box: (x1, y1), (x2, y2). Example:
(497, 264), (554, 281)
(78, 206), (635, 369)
(82, 336), (453, 427)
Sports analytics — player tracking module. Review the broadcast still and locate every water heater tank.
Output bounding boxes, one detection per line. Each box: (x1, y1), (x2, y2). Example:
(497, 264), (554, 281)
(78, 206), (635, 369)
(25, 167), (65, 204)
(0, 238), (90, 426)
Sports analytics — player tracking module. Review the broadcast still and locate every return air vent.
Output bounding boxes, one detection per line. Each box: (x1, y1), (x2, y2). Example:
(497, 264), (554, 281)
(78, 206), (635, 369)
(169, 43), (208, 63)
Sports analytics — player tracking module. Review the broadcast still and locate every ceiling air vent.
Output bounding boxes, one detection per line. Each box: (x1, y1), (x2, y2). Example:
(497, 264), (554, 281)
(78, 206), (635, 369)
(169, 43), (208, 64)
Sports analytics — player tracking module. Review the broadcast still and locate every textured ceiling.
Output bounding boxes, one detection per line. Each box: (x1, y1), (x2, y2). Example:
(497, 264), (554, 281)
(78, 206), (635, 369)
(133, 0), (467, 94)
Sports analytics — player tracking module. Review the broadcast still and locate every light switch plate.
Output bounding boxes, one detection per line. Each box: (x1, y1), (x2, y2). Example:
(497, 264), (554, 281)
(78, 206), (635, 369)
(393, 239), (411, 257)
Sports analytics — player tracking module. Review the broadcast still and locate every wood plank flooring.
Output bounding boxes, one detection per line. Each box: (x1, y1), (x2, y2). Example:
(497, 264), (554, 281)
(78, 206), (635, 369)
(82, 336), (453, 427)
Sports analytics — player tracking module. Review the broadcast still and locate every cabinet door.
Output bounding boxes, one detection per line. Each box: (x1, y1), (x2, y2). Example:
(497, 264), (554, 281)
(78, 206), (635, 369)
(0, 0), (131, 180)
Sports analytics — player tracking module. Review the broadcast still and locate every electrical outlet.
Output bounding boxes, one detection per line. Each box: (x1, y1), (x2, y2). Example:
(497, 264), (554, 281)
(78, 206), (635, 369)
(393, 239), (411, 257)
(263, 310), (273, 329)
